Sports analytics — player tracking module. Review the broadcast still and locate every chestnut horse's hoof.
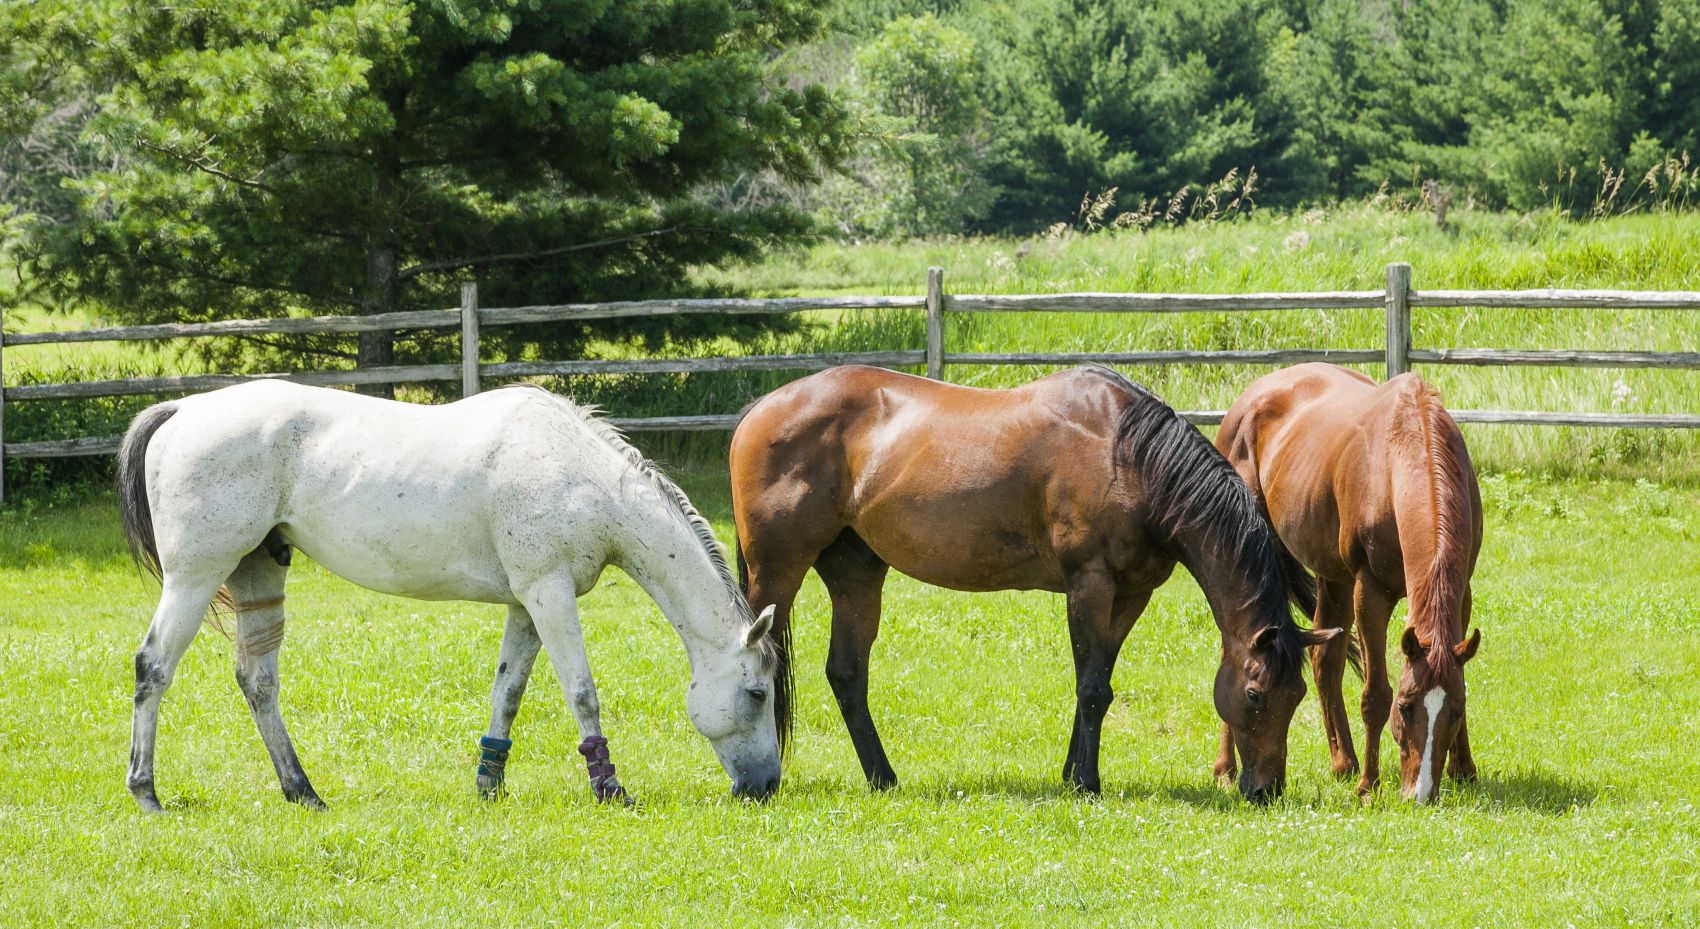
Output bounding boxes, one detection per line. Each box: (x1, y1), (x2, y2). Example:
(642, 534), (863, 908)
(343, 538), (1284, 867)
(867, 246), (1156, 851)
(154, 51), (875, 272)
(1330, 759), (1361, 780)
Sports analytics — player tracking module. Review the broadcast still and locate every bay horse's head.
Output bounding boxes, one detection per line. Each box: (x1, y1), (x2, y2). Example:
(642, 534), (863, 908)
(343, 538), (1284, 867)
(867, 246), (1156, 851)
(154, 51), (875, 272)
(1215, 620), (1341, 803)
(1390, 625), (1481, 803)
(686, 603), (784, 800)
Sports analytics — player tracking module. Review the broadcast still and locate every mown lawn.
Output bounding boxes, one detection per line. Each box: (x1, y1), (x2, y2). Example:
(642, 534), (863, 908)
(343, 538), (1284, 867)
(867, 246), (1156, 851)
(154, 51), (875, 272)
(1, 468), (1696, 927)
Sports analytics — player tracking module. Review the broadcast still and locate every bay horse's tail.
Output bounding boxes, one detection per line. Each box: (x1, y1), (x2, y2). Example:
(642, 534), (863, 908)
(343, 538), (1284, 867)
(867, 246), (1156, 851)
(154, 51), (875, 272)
(1395, 383), (1475, 667)
(116, 401), (180, 581)
(736, 527), (794, 758)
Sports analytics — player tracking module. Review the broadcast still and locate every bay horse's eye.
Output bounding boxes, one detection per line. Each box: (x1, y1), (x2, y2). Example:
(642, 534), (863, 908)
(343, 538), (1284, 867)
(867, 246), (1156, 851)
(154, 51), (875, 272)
(1244, 687), (1265, 711)
(747, 688), (769, 703)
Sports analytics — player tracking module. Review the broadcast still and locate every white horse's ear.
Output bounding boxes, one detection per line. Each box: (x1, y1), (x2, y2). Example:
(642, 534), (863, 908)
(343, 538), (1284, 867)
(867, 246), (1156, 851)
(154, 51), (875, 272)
(745, 604), (775, 647)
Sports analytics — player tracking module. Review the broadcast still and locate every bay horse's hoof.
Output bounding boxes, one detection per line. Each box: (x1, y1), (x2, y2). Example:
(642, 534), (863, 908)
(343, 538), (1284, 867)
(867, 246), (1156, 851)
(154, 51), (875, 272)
(1355, 777), (1378, 800)
(1212, 764), (1237, 787)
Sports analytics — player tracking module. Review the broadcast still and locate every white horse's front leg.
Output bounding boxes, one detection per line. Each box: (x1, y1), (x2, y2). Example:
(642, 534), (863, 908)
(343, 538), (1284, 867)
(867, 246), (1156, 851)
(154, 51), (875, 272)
(477, 605), (542, 797)
(519, 578), (629, 803)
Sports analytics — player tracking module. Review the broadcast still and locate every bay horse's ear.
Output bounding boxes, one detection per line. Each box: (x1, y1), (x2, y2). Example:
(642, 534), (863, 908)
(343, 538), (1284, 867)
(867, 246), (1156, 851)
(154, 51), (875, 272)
(745, 603), (776, 648)
(1249, 625), (1281, 654)
(1400, 625), (1428, 662)
(1298, 626), (1343, 648)
(1454, 628), (1482, 664)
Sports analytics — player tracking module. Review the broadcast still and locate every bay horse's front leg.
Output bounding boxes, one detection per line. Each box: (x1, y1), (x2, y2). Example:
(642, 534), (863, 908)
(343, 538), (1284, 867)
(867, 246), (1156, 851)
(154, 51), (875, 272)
(1213, 721), (1237, 786)
(476, 605), (543, 798)
(1061, 572), (1142, 794)
(519, 578), (628, 803)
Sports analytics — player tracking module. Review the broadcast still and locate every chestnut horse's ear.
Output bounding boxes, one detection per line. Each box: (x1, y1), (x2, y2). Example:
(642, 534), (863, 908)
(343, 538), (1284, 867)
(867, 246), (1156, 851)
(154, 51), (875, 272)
(1454, 628), (1482, 664)
(745, 604), (775, 648)
(1400, 625), (1428, 662)
(1298, 626), (1343, 648)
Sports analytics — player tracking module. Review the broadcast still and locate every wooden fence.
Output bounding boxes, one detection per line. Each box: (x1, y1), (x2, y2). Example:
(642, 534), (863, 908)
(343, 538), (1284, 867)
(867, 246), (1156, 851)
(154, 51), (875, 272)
(4, 260), (1700, 501)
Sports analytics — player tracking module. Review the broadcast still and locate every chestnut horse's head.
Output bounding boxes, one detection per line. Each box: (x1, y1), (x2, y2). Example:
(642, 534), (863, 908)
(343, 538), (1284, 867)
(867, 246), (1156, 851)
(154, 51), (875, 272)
(1390, 625), (1481, 803)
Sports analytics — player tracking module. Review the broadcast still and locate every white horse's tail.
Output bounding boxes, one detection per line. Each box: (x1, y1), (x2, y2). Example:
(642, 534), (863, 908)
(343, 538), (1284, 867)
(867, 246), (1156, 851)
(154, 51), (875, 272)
(117, 401), (180, 580)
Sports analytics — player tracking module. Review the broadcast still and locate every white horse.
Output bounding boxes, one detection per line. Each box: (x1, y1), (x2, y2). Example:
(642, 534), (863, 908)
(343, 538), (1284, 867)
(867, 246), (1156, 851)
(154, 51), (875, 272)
(116, 380), (783, 812)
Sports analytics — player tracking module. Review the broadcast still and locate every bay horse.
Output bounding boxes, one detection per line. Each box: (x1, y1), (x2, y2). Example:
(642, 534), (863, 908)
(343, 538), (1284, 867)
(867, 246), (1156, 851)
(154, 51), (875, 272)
(116, 380), (781, 812)
(1213, 363), (1483, 802)
(729, 365), (1339, 802)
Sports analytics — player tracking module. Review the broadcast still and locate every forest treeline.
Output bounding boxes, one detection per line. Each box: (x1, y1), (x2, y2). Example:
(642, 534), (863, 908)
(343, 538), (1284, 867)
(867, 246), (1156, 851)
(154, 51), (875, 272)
(783, 0), (1700, 237)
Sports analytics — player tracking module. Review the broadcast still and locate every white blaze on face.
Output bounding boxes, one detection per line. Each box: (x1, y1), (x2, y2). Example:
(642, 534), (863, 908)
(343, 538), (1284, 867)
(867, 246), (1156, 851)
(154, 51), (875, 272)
(1411, 686), (1447, 802)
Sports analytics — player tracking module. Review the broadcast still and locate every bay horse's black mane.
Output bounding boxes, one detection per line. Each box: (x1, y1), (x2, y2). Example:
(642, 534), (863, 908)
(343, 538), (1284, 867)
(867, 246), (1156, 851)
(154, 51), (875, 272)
(1088, 365), (1313, 681)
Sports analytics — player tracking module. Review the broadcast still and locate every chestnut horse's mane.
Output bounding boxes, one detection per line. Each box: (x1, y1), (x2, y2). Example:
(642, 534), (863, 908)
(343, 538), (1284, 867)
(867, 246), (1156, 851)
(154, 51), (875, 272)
(1089, 366), (1312, 681)
(1405, 384), (1473, 675)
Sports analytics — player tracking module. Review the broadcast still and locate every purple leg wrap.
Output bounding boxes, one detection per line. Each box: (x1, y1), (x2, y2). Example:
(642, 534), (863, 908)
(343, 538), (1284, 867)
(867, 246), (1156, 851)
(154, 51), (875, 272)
(577, 735), (625, 801)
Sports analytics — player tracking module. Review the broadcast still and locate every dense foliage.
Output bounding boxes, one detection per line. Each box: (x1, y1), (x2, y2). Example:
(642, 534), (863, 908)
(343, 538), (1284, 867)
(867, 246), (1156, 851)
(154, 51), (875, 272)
(811, 0), (1700, 235)
(1, 0), (845, 380)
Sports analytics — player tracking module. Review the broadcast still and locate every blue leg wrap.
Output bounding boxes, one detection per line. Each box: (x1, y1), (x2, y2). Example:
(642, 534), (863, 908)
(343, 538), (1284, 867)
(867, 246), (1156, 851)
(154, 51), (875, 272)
(477, 736), (513, 781)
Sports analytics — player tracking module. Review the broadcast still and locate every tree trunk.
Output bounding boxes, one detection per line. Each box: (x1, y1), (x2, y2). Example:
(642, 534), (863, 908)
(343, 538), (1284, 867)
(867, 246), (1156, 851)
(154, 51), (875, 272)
(357, 242), (397, 398)
(357, 140), (402, 399)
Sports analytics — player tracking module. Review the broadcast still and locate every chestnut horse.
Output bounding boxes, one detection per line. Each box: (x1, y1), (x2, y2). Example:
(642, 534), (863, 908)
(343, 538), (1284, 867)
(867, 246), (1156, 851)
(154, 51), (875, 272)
(730, 365), (1338, 802)
(1213, 363), (1483, 802)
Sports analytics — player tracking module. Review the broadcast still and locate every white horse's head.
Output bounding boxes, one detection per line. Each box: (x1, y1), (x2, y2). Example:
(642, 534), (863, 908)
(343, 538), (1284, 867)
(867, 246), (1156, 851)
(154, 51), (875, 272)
(686, 603), (782, 799)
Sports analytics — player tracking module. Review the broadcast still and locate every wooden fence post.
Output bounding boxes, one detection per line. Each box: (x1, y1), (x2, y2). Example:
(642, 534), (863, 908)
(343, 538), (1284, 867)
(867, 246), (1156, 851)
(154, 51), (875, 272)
(1385, 262), (1412, 380)
(926, 266), (944, 379)
(460, 281), (480, 397)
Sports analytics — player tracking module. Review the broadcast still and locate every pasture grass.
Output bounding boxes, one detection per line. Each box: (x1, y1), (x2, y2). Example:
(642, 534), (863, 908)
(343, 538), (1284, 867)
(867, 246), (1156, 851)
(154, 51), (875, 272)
(1, 470), (1697, 927)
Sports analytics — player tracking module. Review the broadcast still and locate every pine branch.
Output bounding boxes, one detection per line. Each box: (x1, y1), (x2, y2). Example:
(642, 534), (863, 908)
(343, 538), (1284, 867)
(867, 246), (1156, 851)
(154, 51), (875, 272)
(396, 226), (679, 281)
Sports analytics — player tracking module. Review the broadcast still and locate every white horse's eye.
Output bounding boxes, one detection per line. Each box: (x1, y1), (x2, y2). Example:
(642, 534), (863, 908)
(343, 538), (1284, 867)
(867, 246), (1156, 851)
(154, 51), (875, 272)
(747, 688), (769, 703)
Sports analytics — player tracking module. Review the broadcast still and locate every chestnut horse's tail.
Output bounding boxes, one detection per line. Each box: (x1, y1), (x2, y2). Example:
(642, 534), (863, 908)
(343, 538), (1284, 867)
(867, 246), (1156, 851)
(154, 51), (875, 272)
(1396, 385), (1475, 669)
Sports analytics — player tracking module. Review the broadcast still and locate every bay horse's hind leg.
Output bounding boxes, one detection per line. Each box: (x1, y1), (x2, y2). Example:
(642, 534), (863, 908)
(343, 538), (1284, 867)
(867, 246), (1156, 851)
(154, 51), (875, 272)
(226, 548), (324, 809)
(1312, 579), (1360, 779)
(815, 530), (896, 790)
(476, 605), (543, 797)
(128, 568), (230, 813)
(1060, 570), (1141, 794)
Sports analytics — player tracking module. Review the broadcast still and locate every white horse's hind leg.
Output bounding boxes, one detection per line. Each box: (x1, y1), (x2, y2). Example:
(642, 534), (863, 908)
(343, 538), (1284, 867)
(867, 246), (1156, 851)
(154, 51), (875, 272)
(476, 605), (543, 797)
(519, 577), (627, 803)
(226, 550), (324, 809)
(128, 570), (228, 813)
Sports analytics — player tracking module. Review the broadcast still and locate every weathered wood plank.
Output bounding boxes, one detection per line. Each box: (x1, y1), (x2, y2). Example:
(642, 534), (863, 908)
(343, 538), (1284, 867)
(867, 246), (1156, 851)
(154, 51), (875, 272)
(1409, 349), (1700, 369)
(946, 349), (1380, 367)
(1448, 410), (1700, 427)
(6, 435), (123, 458)
(946, 292), (1384, 313)
(1409, 290), (1700, 309)
(4, 309), (463, 346)
(480, 295), (927, 326)
(482, 351), (925, 379)
(611, 414), (744, 432)
(8, 364), (459, 401)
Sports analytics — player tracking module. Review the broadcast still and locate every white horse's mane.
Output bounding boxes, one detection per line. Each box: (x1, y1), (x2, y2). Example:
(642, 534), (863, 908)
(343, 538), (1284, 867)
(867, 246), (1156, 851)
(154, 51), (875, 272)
(502, 384), (752, 624)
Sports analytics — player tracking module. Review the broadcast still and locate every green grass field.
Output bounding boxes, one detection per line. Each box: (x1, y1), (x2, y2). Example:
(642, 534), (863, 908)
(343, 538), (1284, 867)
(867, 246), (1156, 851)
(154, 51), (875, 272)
(2, 470), (1697, 927)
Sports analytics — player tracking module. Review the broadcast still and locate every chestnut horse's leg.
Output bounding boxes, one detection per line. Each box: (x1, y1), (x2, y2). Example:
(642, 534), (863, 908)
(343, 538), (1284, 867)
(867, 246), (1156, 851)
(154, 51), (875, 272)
(815, 531), (897, 789)
(1448, 586), (1478, 782)
(1312, 579), (1360, 779)
(1060, 570), (1141, 794)
(1212, 719), (1237, 786)
(1354, 577), (1396, 798)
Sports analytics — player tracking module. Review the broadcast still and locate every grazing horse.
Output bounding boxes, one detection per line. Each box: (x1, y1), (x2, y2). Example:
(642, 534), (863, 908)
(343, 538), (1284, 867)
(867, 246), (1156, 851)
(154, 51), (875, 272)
(116, 381), (781, 812)
(1213, 363), (1483, 802)
(729, 365), (1339, 801)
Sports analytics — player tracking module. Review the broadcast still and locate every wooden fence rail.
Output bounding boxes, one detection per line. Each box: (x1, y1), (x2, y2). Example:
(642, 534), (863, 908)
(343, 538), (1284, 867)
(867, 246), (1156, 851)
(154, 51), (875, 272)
(5, 261), (1700, 502)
